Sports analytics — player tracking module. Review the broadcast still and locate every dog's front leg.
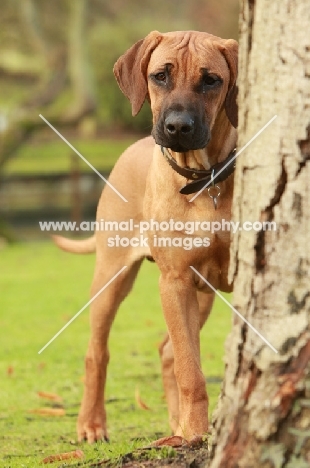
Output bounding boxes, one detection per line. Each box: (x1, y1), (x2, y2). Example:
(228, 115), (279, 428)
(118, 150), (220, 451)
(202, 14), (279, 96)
(159, 271), (208, 441)
(159, 291), (214, 434)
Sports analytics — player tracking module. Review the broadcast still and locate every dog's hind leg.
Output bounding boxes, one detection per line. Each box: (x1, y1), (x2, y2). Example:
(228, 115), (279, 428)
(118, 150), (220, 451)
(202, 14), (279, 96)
(77, 254), (144, 443)
(159, 291), (215, 434)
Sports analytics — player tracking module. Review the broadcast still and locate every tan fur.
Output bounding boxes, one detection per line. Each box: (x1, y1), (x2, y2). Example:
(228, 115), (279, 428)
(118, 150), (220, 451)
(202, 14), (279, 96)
(52, 234), (96, 254)
(54, 31), (238, 444)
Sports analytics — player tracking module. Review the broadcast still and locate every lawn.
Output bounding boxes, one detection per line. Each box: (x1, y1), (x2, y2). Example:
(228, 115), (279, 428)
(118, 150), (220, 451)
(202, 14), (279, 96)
(3, 136), (137, 175)
(0, 242), (231, 467)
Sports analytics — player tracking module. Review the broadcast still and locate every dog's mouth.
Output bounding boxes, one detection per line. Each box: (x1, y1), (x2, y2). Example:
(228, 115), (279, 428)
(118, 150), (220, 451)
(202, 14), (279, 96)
(152, 128), (210, 154)
(153, 133), (209, 153)
(168, 142), (207, 153)
(169, 143), (188, 153)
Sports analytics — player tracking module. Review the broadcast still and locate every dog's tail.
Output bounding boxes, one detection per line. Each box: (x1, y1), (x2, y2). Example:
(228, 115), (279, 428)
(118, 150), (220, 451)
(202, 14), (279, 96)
(52, 235), (96, 254)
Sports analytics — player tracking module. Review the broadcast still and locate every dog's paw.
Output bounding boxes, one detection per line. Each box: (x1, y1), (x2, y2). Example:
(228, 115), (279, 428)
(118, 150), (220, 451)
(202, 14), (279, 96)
(77, 419), (109, 444)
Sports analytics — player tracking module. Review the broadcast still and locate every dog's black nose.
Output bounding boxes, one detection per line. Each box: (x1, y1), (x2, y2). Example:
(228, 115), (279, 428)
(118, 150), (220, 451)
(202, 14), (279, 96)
(164, 111), (194, 138)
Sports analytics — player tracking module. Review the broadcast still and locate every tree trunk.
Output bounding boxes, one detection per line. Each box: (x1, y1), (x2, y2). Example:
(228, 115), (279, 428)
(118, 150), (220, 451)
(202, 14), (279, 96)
(19, 0), (67, 109)
(209, 1), (310, 467)
(63, 0), (96, 122)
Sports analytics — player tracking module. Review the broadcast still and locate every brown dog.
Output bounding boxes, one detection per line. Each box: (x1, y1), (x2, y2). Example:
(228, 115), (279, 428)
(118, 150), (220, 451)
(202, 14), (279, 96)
(54, 30), (238, 444)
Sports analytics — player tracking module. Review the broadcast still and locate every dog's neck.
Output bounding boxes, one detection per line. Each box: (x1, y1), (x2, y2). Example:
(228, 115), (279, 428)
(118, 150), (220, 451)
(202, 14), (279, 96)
(171, 148), (210, 171)
(170, 110), (237, 171)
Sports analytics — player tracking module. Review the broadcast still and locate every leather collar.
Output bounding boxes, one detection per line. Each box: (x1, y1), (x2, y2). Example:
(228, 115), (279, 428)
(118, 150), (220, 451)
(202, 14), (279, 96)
(161, 146), (236, 195)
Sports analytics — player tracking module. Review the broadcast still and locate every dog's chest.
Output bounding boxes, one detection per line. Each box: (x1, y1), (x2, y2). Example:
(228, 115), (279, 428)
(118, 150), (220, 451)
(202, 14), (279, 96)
(144, 158), (232, 243)
(143, 156), (233, 291)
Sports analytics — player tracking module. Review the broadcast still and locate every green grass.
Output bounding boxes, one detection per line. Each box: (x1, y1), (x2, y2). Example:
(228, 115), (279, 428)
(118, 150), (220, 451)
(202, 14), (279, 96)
(3, 137), (137, 175)
(0, 242), (231, 467)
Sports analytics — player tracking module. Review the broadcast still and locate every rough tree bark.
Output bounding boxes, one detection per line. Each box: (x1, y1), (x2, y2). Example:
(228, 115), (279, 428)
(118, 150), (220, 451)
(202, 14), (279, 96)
(209, 1), (310, 467)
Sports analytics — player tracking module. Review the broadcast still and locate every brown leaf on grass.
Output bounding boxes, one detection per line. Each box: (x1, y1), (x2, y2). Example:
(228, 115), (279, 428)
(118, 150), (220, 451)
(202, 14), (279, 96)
(135, 387), (151, 410)
(42, 449), (84, 464)
(29, 408), (65, 416)
(7, 366), (14, 376)
(38, 362), (46, 371)
(37, 391), (63, 402)
(150, 435), (188, 447)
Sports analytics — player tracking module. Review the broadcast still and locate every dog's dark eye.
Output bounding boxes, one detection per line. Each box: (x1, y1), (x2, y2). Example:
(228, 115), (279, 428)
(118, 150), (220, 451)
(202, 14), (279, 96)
(198, 71), (222, 93)
(203, 75), (218, 86)
(154, 72), (167, 83)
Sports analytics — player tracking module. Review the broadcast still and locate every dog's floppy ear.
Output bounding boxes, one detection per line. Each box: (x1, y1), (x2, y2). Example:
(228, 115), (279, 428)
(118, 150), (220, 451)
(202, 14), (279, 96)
(220, 39), (238, 128)
(113, 31), (162, 116)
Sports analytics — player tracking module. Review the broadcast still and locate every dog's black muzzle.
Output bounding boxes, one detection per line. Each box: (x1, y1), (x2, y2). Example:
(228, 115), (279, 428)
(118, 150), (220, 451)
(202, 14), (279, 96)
(152, 108), (209, 152)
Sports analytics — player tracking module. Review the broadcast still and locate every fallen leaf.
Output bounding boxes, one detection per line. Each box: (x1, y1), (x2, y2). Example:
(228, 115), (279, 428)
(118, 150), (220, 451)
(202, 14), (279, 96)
(150, 436), (187, 447)
(7, 366), (14, 376)
(42, 449), (84, 464)
(37, 391), (63, 402)
(135, 387), (151, 410)
(29, 408), (65, 416)
(38, 362), (46, 371)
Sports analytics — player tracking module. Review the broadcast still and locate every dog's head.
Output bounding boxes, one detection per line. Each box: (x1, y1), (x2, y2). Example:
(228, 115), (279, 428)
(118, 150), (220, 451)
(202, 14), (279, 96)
(114, 31), (238, 153)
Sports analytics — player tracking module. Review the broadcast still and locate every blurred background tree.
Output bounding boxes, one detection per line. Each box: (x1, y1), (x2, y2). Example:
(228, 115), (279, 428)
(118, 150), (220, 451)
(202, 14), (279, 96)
(0, 0), (238, 240)
(0, 0), (238, 133)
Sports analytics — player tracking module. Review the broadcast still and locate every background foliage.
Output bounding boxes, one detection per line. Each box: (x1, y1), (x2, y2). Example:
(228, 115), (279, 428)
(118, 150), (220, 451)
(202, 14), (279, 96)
(0, 0), (238, 131)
